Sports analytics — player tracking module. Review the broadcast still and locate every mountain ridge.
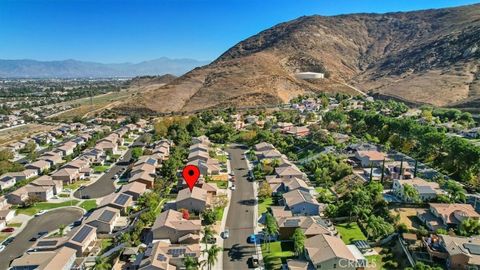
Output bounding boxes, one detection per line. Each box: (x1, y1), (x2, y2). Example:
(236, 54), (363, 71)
(60, 4), (480, 112)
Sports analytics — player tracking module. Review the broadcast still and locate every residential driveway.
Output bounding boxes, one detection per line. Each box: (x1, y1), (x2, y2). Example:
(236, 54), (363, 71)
(0, 207), (84, 269)
(73, 135), (145, 199)
(223, 144), (256, 270)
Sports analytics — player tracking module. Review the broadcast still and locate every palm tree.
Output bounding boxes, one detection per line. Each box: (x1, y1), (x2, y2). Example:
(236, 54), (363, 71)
(203, 244), (221, 270)
(58, 224), (65, 236)
(94, 256), (111, 270)
(265, 213), (279, 251)
(292, 228), (306, 257)
(201, 226), (216, 250)
(183, 255), (200, 270)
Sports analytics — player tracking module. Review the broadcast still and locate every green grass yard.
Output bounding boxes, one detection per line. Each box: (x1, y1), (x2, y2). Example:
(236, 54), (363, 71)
(258, 197), (273, 215)
(15, 200), (80, 216)
(63, 179), (90, 191)
(94, 165), (110, 173)
(215, 180), (228, 189)
(80, 200), (97, 211)
(336, 222), (367, 244)
(261, 241), (295, 270)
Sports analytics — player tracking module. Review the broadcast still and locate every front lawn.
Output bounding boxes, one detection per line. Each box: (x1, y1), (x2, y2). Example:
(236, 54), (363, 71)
(94, 165), (110, 173)
(15, 200), (80, 216)
(7, 222), (22, 227)
(216, 180), (228, 189)
(335, 222), (367, 244)
(261, 241), (295, 270)
(80, 200), (97, 211)
(64, 179), (90, 191)
(215, 207), (225, 221)
(258, 197), (273, 215)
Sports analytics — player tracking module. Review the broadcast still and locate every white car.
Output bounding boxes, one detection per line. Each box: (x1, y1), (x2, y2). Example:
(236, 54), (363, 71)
(35, 210), (47, 217)
(222, 229), (230, 239)
(0, 245), (5, 253)
(230, 185), (236, 191)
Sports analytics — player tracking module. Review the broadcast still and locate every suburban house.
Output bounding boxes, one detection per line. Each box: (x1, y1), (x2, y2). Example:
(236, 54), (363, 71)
(131, 163), (156, 176)
(254, 142), (276, 152)
(189, 143), (209, 153)
(8, 169), (38, 181)
(355, 150), (387, 167)
(65, 224), (97, 256)
(26, 160), (51, 174)
(63, 159), (92, 179)
(6, 186), (29, 205)
(81, 148), (105, 165)
(0, 175), (16, 190)
(129, 171), (155, 189)
(85, 206), (122, 233)
(276, 215), (336, 240)
(51, 168), (80, 184)
(99, 192), (133, 214)
(56, 141), (77, 156)
(31, 236), (68, 252)
(151, 209), (201, 243)
(386, 161), (413, 180)
(25, 185), (54, 201)
(188, 150), (210, 163)
(95, 141), (118, 154)
(276, 165), (306, 180)
(192, 135), (211, 146)
(119, 181), (147, 200)
(187, 159), (221, 178)
(176, 187), (209, 213)
(31, 175), (63, 195)
(305, 234), (366, 270)
(282, 189), (323, 216)
(418, 203), (480, 231)
(38, 151), (63, 166)
(9, 246), (77, 270)
(285, 126), (310, 137)
(135, 155), (158, 168)
(138, 241), (201, 270)
(393, 178), (444, 202)
(424, 234), (480, 270)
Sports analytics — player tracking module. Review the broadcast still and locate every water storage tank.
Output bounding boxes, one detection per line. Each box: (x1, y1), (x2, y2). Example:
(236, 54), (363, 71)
(295, 72), (325, 80)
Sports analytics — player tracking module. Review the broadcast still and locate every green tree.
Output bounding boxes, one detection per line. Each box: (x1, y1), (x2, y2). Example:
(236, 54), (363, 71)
(94, 256), (111, 270)
(201, 226), (216, 250)
(292, 228), (306, 257)
(202, 208), (217, 225)
(183, 256), (200, 270)
(131, 147), (144, 160)
(459, 218), (480, 237)
(403, 184), (421, 203)
(264, 213), (279, 251)
(258, 181), (272, 200)
(443, 180), (466, 203)
(365, 215), (394, 240)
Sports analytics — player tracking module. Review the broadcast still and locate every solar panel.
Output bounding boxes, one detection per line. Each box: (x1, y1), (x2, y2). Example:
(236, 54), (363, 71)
(157, 254), (167, 261)
(98, 210), (116, 223)
(146, 159), (156, 165)
(168, 248), (186, 257)
(37, 240), (58, 246)
(72, 226), (93, 243)
(114, 194), (130, 205)
(464, 243), (480, 255)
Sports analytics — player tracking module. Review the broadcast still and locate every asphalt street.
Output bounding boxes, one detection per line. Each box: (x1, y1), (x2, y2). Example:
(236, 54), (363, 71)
(0, 207), (84, 270)
(73, 136), (144, 199)
(223, 144), (256, 270)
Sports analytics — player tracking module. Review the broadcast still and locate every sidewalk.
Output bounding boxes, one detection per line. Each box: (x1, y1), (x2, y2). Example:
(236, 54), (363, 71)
(213, 153), (233, 270)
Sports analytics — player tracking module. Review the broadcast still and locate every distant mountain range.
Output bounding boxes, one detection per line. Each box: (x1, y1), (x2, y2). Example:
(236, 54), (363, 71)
(0, 58), (210, 78)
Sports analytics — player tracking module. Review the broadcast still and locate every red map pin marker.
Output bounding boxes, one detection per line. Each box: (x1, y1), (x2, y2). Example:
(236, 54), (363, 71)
(182, 165), (200, 192)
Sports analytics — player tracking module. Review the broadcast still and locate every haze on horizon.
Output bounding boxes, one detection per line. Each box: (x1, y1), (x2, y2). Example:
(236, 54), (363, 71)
(1, 0), (478, 63)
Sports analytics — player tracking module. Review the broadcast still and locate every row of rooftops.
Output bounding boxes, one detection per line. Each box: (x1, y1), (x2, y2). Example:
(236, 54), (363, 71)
(254, 142), (365, 268)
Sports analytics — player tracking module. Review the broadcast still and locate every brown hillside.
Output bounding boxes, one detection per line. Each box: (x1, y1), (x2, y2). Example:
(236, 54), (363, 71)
(120, 4), (480, 113)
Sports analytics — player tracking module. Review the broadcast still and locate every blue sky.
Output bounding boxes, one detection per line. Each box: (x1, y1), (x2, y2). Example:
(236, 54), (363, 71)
(0, 0), (478, 63)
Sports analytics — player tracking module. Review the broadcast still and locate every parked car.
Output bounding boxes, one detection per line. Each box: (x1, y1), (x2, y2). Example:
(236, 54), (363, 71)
(0, 245), (5, 253)
(3, 237), (14, 246)
(230, 185), (236, 191)
(248, 234), (258, 244)
(249, 255), (260, 268)
(35, 210), (47, 217)
(222, 229), (230, 239)
(1, 227), (14, 233)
